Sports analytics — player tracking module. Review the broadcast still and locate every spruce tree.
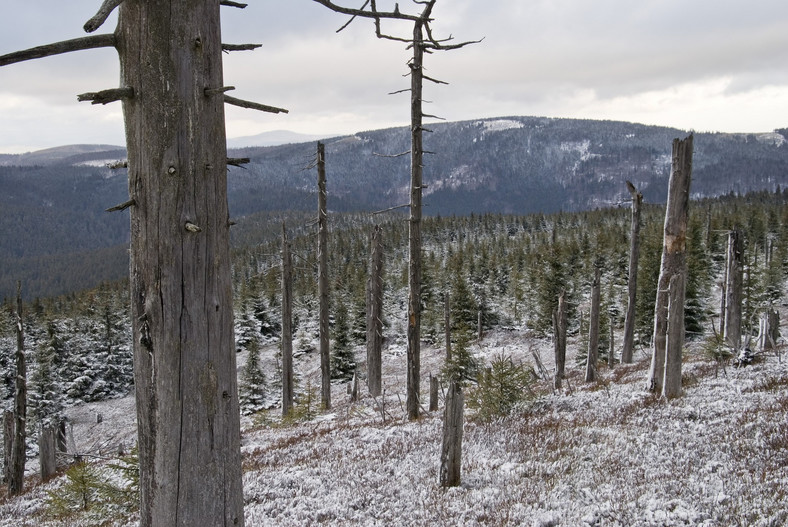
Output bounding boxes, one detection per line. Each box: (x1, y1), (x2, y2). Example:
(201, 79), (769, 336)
(238, 336), (266, 415)
(330, 301), (355, 381)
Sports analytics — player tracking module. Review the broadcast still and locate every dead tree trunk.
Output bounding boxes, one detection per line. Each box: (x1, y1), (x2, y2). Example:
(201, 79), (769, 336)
(553, 290), (567, 391)
(281, 223), (294, 417)
(0, 1), (289, 521)
(439, 379), (464, 488)
(317, 142), (331, 410)
(663, 273), (686, 398)
(444, 292), (452, 362)
(8, 282), (26, 497)
(758, 308), (780, 352)
(723, 228), (744, 352)
(39, 425), (57, 482)
(608, 315), (615, 368)
(406, 21), (426, 421)
(118, 2), (244, 524)
(647, 135), (693, 395)
(621, 181), (642, 364)
(585, 268), (601, 383)
(366, 225), (383, 397)
(2, 411), (12, 485)
(429, 374), (439, 411)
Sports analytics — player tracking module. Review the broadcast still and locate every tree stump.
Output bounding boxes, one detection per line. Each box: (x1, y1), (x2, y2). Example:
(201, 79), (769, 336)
(439, 380), (464, 488)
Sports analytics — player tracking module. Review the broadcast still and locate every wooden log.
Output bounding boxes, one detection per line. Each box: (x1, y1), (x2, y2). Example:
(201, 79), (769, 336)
(439, 380), (463, 487)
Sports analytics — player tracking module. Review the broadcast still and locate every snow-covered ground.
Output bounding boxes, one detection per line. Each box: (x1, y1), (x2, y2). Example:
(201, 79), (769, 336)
(2, 325), (787, 526)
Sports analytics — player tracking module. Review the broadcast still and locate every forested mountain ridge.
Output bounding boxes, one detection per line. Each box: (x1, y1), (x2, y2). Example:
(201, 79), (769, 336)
(2, 116), (787, 300)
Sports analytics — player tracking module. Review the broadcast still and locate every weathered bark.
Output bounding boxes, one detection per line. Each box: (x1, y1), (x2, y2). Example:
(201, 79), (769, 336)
(553, 291), (567, 390)
(118, 2), (243, 524)
(608, 316), (615, 368)
(8, 282), (26, 497)
(477, 310), (483, 342)
(585, 268), (601, 383)
(439, 380), (463, 488)
(758, 308), (780, 352)
(366, 225), (383, 397)
(621, 181), (642, 364)
(444, 293), (452, 362)
(406, 21), (425, 421)
(723, 228), (744, 351)
(662, 273), (686, 398)
(39, 425), (57, 482)
(2, 411), (12, 485)
(317, 142), (331, 410)
(281, 223), (294, 417)
(429, 374), (439, 411)
(647, 135), (693, 395)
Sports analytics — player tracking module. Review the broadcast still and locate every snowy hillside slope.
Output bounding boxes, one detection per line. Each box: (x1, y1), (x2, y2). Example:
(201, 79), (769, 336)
(2, 316), (786, 526)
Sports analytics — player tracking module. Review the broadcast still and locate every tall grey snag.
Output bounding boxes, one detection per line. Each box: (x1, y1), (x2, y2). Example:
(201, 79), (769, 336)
(311, 0), (479, 420)
(1, 2), (286, 523)
(553, 290), (567, 391)
(662, 273), (686, 398)
(647, 135), (693, 395)
(317, 142), (331, 409)
(585, 268), (601, 383)
(7, 282), (26, 497)
(282, 223), (294, 417)
(723, 228), (744, 351)
(621, 181), (643, 364)
(366, 224), (384, 397)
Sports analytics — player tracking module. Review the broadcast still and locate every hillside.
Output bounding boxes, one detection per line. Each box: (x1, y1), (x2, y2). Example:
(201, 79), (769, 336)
(2, 116), (788, 300)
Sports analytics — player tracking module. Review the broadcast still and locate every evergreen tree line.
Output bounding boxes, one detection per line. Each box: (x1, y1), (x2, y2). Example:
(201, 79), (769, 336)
(2, 189), (787, 418)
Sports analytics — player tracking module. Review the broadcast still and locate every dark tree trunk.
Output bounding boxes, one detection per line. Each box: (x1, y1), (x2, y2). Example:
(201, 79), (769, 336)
(2, 411), (12, 485)
(406, 22), (425, 421)
(118, 2), (243, 524)
(429, 374), (439, 412)
(317, 142), (331, 410)
(444, 293), (452, 362)
(553, 291), (567, 390)
(366, 225), (384, 397)
(621, 181), (642, 364)
(647, 135), (693, 395)
(439, 379), (463, 487)
(39, 425), (57, 482)
(8, 282), (26, 497)
(585, 268), (601, 383)
(281, 223), (294, 417)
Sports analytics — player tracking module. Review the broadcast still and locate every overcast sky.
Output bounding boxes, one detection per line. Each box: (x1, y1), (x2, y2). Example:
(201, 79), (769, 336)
(1, 0), (787, 153)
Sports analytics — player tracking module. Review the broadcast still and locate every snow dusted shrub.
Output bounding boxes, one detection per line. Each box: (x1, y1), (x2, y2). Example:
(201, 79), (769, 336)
(441, 322), (478, 384)
(468, 353), (535, 422)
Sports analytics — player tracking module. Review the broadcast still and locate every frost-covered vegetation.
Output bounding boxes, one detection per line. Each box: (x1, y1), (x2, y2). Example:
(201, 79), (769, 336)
(1, 189), (786, 525)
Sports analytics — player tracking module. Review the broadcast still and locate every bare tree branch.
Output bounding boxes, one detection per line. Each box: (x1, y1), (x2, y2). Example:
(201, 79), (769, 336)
(373, 150), (410, 158)
(224, 94), (289, 114)
(220, 0), (248, 8)
(227, 157), (250, 168)
(106, 199), (135, 212)
(77, 87), (134, 105)
(84, 0), (124, 33)
(221, 43), (262, 52)
(205, 86), (235, 96)
(0, 34), (116, 67)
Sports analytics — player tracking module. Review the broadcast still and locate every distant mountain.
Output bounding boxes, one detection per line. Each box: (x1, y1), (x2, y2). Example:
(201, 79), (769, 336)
(226, 130), (329, 149)
(2, 116), (788, 299)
